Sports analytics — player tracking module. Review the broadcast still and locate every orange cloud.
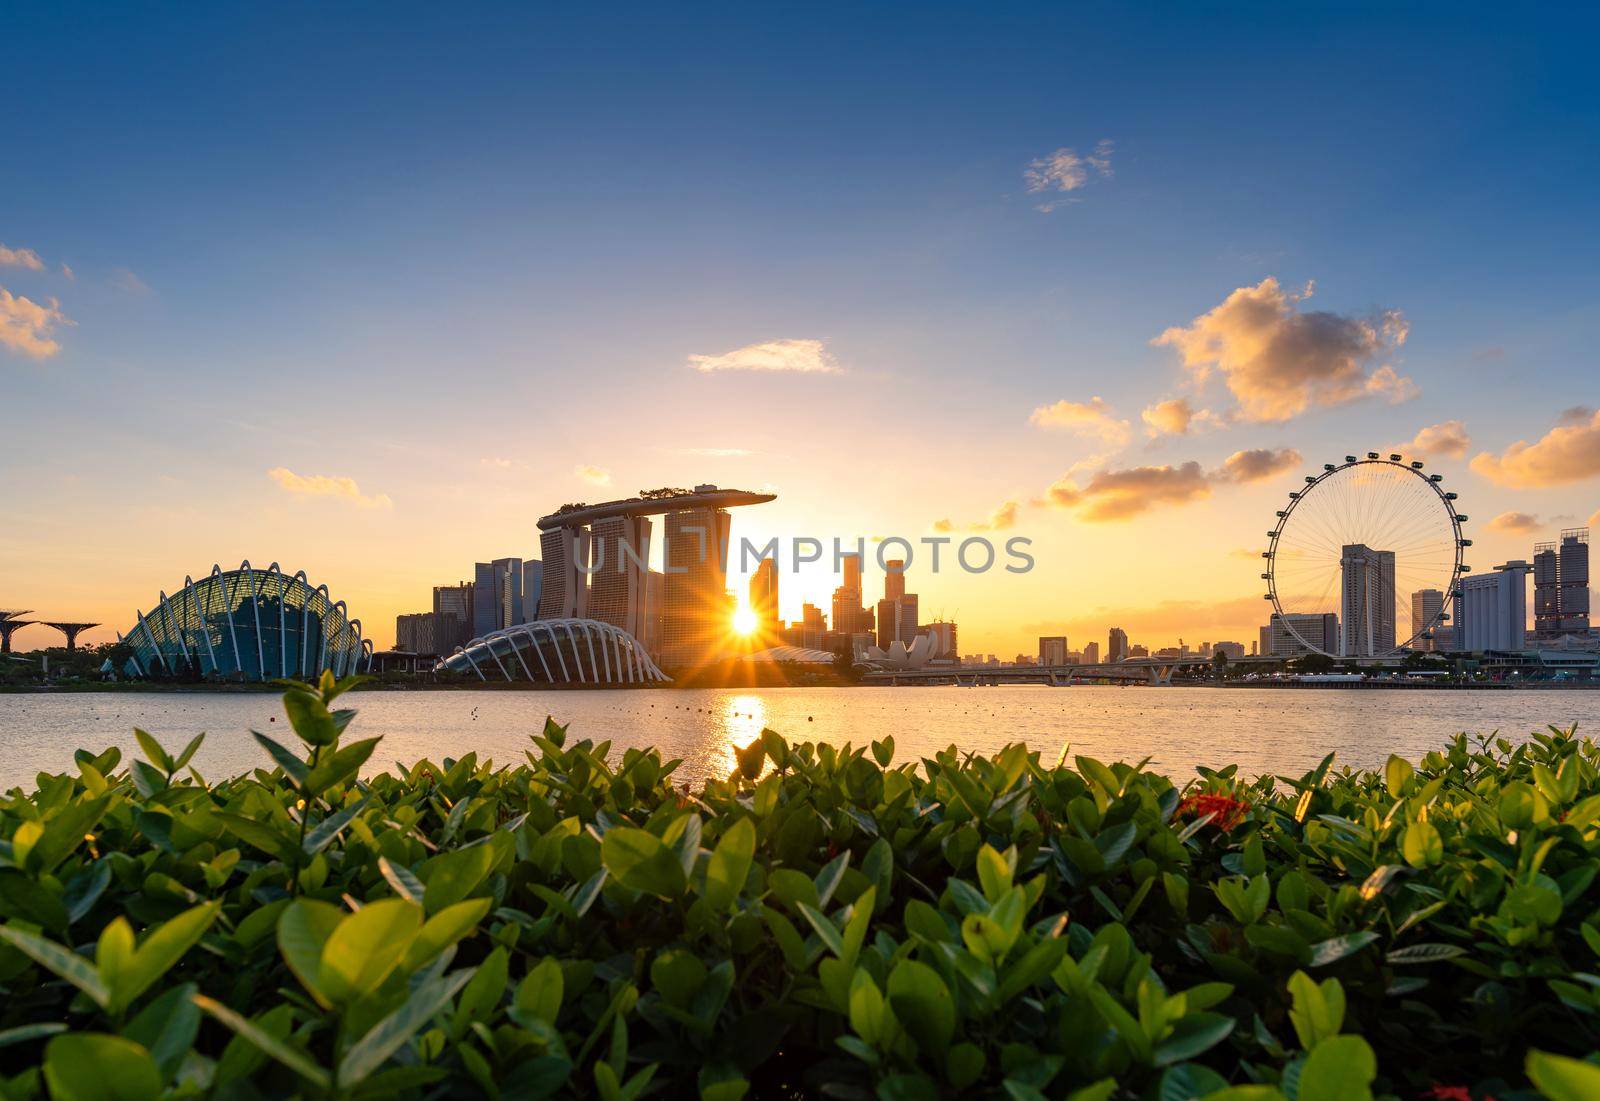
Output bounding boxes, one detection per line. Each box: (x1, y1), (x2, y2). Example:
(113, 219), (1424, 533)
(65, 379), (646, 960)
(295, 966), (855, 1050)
(1023, 140), (1114, 212)
(933, 499), (1020, 533)
(1486, 511), (1542, 535)
(1154, 277), (1414, 422)
(1398, 420), (1471, 459)
(0, 244), (44, 271)
(268, 467), (393, 509)
(1029, 396), (1130, 446)
(1470, 408), (1600, 487)
(1217, 447), (1303, 483)
(1043, 461), (1211, 521)
(575, 464), (612, 486)
(1140, 397), (1225, 437)
(0, 288), (71, 358)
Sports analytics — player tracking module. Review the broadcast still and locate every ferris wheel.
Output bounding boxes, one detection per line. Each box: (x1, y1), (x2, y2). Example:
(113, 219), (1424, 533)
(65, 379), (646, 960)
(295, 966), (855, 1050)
(1263, 452), (1469, 658)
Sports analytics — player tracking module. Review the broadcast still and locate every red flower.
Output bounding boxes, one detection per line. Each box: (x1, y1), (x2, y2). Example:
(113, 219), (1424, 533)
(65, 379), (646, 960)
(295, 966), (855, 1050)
(1175, 793), (1252, 832)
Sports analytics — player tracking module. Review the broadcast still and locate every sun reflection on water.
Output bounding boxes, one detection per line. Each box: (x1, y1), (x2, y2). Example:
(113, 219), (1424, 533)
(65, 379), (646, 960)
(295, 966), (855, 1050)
(718, 693), (769, 777)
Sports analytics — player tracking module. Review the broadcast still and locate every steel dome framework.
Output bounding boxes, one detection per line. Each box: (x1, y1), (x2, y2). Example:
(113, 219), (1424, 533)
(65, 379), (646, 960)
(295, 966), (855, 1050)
(1263, 453), (1468, 658)
(436, 619), (668, 685)
(121, 561), (373, 680)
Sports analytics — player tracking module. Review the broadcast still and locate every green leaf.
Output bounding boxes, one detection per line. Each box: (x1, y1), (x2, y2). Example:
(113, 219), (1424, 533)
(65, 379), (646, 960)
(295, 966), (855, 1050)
(1308, 931), (1379, 968)
(277, 898), (343, 1006)
(886, 958), (955, 1052)
(1527, 1049), (1600, 1101)
(110, 900), (221, 1013)
(704, 817), (756, 910)
(1385, 942), (1465, 965)
(43, 1033), (162, 1101)
(193, 993), (331, 1089)
(134, 729), (175, 773)
(0, 924), (110, 1008)
(513, 957), (565, 1026)
(1383, 755), (1412, 798)
(282, 690), (339, 746)
(1298, 1035), (1375, 1101)
(0, 1022), (67, 1048)
(252, 731), (309, 784)
(338, 968), (476, 1088)
(319, 897), (423, 1003)
(402, 896), (492, 973)
(421, 844), (496, 913)
(1152, 1012), (1235, 1066)
(1401, 821), (1442, 868)
(378, 856), (426, 903)
(602, 826), (688, 899)
(303, 793), (371, 855)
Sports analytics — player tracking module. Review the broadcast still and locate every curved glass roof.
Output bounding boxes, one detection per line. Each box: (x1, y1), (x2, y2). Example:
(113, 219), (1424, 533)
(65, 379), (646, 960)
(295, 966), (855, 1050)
(122, 562), (370, 681)
(436, 618), (668, 684)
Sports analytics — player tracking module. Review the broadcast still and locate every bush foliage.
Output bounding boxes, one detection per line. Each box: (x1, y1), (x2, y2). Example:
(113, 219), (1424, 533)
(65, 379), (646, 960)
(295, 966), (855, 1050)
(1, 675), (1599, 1100)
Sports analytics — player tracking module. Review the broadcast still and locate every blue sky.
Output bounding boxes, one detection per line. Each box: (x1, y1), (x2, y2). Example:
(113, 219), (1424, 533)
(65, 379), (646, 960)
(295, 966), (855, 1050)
(4, 3), (1598, 652)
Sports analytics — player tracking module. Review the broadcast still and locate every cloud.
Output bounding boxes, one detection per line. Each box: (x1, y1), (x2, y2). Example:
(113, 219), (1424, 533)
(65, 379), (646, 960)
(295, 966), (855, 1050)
(1029, 396), (1131, 446)
(1043, 461), (1212, 521)
(688, 338), (841, 374)
(1398, 420), (1471, 460)
(1023, 140), (1114, 211)
(1153, 277), (1414, 422)
(933, 499), (1020, 533)
(268, 467), (392, 509)
(60, 263), (74, 281)
(1470, 408), (1600, 488)
(1216, 447), (1302, 484)
(676, 447), (753, 457)
(111, 268), (152, 295)
(575, 464), (612, 486)
(0, 288), (71, 358)
(1486, 511), (1542, 535)
(1141, 397), (1226, 437)
(0, 244), (44, 271)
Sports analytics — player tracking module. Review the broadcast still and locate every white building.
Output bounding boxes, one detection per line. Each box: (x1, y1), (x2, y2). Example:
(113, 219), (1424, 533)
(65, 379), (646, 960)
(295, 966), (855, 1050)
(1454, 560), (1531, 652)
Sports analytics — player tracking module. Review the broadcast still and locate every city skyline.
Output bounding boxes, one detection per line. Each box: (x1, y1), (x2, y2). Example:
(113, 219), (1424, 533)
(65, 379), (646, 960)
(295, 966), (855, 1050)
(4, 6), (1600, 655)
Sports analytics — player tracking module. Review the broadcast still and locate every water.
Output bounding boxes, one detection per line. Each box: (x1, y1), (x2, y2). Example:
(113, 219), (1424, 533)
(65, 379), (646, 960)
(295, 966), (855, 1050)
(3, 686), (1597, 790)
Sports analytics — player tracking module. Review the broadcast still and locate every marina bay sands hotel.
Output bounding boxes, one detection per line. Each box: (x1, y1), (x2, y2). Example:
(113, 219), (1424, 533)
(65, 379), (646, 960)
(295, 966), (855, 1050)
(535, 485), (774, 668)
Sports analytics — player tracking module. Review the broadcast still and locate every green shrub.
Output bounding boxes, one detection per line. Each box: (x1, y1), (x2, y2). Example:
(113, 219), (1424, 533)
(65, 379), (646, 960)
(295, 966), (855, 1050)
(1, 673), (1598, 1100)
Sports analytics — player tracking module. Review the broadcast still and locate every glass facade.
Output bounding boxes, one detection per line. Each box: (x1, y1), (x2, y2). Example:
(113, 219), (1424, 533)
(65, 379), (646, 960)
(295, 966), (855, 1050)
(123, 562), (372, 680)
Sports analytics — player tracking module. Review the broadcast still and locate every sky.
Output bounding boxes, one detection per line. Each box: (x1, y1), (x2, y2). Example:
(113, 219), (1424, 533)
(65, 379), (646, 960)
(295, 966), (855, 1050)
(4, 3), (1599, 656)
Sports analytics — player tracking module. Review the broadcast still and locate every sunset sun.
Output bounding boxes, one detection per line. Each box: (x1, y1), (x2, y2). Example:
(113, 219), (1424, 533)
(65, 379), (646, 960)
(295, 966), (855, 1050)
(732, 606), (758, 635)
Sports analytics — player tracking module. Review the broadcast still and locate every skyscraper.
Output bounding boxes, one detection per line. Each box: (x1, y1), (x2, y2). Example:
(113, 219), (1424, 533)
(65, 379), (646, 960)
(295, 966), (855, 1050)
(749, 556), (779, 637)
(521, 561), (543, 622)
(432, 582), (475, 653)
(1410, 588), (1445, 651)
(587, 515), (652, 638)
(1559, 529), (1590, 634)
(1340, 544), (1396, 656)
(1108, 627), (1128, 663)
(832, 553), (869, 636)
(661, 493), (733, 666)
(1083, 641), (1100, 664)
(1261, 613), (1340, 658)
(897, 593), (919, 645)
(537, 527), (588, 620)
(473, 558), (526, 636)
(875, 598), (900, 649)
(1454, 560), (1531, 652)
(884, 559), (905, 602)
(395, 612), (438, 654)
(1039, 636), (1068, 665)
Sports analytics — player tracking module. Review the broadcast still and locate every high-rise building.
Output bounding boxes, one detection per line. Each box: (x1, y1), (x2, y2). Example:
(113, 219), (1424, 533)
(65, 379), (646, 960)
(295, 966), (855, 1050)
(1341, 543), (1396, 656)
(1039, 636), (1068, 665)
(1559, 529), (1590, 634)
(1214, 641), (1246, 660)
(1128, 643), (1149, 658)
(1108, 627), (1128, 663)
(1083, 641), (1100, 664)
(473, 558), (527, 636)
(923, 620), (957, 659)
(749, 557), (779, 637)
(1454, 560), (1531, 652)
(537, 527), (588, 620)
(1410, 588), (1446, 651)
(395, 612), (438, 654)
(432, 582), (475, 653)
(897, 593), (918, 645)
(832, 553), (869, 636)
(1261, 613), (1339, 658)
(587, 515), (652, 638)
(884, 559), (906, 602)
(1532, 529), (1589, 638)
(661, 491), (733, 666)
(521, 561), (543, 622)
(875, 599), (901, 649)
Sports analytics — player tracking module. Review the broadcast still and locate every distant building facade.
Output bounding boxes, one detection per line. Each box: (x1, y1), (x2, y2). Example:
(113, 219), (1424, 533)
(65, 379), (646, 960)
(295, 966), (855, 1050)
(396, 612), (438, 655)
(433, 582), (475, 653)
(1108, 627), (1128, 663)
(1535, 529), (1590, 638)
(1038, 636), (1068, 665)
(1261, 612), (1339, 658)
(1410, 588), (1446, 651)
(1455, 560), (1531, 652)
(1341, 543), (1396, 656)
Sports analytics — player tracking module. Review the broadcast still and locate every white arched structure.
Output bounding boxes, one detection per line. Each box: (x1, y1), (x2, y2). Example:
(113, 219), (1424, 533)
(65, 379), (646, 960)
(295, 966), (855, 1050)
(435, 618), (669, 685)
(120, 561), (373, 681)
